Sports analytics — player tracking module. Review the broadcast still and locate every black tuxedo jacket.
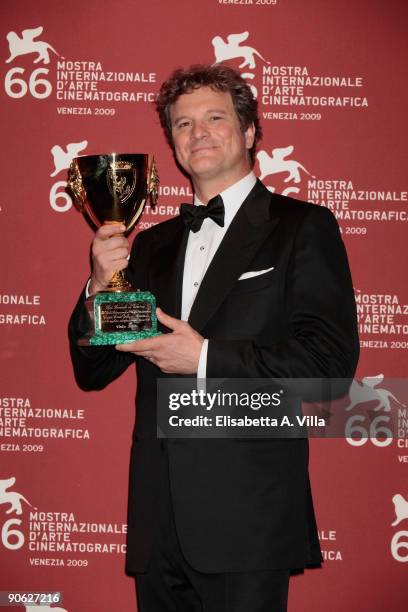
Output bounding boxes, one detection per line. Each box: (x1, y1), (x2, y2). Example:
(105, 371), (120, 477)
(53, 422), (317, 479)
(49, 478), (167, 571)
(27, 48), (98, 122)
(69, 180), (359, 574)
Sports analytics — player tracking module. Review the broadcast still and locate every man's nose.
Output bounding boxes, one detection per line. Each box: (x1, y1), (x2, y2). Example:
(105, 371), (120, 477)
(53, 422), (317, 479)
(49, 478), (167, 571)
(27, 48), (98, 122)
(191, 120), (209, 139)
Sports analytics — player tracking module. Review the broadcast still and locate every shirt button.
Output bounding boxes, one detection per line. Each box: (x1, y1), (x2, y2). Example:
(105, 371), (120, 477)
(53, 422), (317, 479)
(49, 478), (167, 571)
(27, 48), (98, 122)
(200, 246), (205, 251)
(193, 282), (199, 287)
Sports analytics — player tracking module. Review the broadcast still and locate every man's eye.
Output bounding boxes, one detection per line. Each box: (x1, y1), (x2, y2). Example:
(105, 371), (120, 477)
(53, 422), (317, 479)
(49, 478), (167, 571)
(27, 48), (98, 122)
(209, 115), (222, 121)
(177, 121), (190, 129)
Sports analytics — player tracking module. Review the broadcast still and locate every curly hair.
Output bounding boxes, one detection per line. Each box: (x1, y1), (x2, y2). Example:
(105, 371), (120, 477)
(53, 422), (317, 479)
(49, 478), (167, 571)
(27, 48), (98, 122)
(155, 64), (262, 166)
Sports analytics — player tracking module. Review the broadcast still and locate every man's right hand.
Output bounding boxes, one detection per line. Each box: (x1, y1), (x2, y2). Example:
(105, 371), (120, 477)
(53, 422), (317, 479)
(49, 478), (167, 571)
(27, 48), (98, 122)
(89, 224), (129, 295)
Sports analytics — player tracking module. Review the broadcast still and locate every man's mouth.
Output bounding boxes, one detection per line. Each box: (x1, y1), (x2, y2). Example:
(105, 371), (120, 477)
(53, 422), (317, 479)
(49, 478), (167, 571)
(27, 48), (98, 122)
(191, 145), (216, 154)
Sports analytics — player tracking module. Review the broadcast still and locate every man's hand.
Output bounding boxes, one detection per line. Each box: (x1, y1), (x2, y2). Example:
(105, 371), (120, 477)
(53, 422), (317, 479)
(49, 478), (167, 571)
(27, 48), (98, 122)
(89, 224), (129, 295)
(116, 308), (204, 374)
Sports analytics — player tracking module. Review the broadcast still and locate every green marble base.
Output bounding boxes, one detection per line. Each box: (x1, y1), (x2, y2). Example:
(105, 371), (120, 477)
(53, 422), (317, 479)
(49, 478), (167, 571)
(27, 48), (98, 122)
(80, 290), (161, 346)
(89, 327), (161, 346)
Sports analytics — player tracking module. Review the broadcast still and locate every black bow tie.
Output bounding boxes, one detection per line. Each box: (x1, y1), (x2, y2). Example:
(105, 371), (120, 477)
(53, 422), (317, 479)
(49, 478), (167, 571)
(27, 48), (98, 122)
(180, 195), (225, 233)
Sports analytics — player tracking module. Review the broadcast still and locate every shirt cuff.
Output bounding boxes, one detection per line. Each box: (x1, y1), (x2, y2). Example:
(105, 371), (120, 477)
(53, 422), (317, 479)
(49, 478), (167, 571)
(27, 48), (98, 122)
(197, 339), (208, 378)
(85, 278), (92, 298)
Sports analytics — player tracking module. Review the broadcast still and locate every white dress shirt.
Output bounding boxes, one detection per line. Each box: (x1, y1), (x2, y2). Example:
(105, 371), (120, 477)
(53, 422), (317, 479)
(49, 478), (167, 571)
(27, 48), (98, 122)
(181, 171), (257, 377)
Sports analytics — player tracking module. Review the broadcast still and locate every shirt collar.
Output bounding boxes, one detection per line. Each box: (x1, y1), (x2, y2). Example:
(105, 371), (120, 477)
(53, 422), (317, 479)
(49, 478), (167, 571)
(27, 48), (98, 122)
(194, 172), (257, 228)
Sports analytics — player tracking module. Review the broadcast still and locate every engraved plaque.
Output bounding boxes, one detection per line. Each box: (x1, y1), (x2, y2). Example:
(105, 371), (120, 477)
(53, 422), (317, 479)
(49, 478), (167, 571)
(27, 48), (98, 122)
(99, 302), (152, 333)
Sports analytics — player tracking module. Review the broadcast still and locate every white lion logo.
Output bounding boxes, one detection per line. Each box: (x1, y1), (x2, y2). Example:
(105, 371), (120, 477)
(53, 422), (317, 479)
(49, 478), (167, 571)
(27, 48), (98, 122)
(345, 375), (406, 413)
(0, 477), (35, 515)
(5, 26), (63, 65)
(25, 607), (68, 612)
(50, 141), (88, 177)
(391, 494), (408, 527)
(257, 147), (314, 184)
(212, 31), (269, 69)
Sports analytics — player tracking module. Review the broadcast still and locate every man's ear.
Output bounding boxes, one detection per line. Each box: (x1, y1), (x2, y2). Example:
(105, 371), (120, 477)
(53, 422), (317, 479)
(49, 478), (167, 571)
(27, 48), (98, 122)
(244, 122), (256, 150)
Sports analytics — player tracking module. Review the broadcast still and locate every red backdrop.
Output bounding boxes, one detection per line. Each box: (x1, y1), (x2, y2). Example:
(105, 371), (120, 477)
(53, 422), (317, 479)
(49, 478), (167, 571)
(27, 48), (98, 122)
(1, 1), (407, 610)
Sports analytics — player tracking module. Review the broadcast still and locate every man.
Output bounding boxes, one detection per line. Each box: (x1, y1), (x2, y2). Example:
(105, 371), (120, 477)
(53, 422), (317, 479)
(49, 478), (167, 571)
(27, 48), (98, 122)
(69, 64), (359, 611)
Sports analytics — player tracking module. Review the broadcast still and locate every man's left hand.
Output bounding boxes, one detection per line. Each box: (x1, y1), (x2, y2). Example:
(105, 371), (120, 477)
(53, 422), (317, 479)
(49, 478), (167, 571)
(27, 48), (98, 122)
(116, 308), (204, 374)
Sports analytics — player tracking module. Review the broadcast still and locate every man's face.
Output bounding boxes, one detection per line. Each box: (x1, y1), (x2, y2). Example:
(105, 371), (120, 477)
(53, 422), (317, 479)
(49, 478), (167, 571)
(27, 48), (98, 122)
(170, 86), (255, 186)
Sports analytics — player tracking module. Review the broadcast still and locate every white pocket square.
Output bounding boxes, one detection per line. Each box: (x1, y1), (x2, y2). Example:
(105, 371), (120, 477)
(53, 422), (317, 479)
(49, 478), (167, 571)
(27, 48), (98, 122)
(238, 266), (274, 281)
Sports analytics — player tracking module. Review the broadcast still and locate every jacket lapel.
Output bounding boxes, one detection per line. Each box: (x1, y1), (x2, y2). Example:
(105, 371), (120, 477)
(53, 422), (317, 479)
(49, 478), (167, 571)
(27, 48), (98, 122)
(188, 181), (280, 333)
(150, 217), (189, 319)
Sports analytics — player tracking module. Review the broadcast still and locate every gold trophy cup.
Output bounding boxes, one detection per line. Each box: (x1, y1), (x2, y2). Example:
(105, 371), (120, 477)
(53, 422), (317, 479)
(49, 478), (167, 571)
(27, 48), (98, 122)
(68, 153), (160, 346)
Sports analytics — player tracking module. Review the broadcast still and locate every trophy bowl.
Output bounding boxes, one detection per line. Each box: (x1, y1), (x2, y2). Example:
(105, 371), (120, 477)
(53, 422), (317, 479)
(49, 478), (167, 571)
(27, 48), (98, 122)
(68, 153), (161, 346)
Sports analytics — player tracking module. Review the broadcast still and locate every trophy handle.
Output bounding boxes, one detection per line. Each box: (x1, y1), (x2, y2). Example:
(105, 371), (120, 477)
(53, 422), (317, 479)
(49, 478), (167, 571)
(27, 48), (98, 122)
(124, 155), (159, 233)
(68, 160), (87, 209)
(147, 155), (159, 208)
